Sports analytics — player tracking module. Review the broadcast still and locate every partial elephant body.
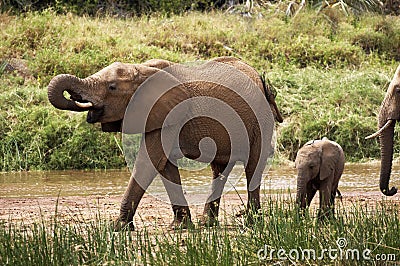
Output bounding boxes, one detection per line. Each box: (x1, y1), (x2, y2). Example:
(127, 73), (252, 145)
(210, 57), (283, 123)
(143, 57), (283, 124)
(121, 60), (275, 226)
(366, 64), (400, 196)
(295, 137), (345, 219)
(47, 57), (283, 229)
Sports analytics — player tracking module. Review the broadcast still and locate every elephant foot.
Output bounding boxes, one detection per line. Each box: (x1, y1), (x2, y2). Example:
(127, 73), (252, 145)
(235, 209), (262, 226)
(317, 208), (335, 221)
(200, 203), (220, 227)
(114, 218), (135, 231)
(244, 209), (263, 227)
(198, 215), (219, 227)
(171, 205), (193, 230)
(296, 206), (308, 217)
(170, 215), (193, 230)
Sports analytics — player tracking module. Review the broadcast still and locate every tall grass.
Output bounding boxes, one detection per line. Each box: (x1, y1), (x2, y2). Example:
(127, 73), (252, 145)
(1, 195), (399, 265)
(1, 10), (400, 170)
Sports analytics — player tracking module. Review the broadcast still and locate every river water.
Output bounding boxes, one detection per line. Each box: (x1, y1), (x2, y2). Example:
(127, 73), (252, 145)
(1, 163), (399, 199)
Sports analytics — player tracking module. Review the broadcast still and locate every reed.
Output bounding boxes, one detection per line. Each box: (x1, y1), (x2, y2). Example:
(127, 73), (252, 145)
(0, 195), (398, 265)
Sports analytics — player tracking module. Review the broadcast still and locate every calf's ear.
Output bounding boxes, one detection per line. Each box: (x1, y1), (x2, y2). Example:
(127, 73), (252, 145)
(320, 145), (338, 180)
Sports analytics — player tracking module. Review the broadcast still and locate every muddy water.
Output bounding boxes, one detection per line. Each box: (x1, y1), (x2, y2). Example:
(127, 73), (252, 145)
(1, 163), (399, 199)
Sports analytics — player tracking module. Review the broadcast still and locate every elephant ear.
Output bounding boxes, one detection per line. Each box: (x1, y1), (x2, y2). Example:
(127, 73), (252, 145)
(122, 69), (189, 134)
(320, 142), (339, 180)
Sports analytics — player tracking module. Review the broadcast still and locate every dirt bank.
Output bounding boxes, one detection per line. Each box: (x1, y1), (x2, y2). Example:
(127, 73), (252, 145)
(1, 191), (399, 230)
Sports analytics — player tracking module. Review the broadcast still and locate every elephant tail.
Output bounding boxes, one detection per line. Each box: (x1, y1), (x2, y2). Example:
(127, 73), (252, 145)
(260, 72), (273, 103)
(260, 72), (284, 123)
(336, 189), (343, 204)
(336, 189), (342, 198)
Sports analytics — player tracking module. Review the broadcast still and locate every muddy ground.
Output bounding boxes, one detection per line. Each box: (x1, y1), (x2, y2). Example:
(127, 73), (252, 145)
(1, 191), (399, 230)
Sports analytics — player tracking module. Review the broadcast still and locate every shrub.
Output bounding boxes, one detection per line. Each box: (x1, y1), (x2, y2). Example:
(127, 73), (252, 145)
(1, 0), (225, 16)
(1, 10), (399, 169)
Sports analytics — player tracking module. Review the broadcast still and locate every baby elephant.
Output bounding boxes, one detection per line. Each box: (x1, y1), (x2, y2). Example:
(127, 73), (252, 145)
(295, 137), (344, 219)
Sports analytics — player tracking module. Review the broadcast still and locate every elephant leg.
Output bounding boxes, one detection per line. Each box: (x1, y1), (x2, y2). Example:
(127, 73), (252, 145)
(318, 182), (334, 220)
(201, 162), (234, 226)
(296, 183), (317, 218)
(115, 130), (168, 231)
(305, 183), (317, 207)
(329, 182), (340, 214)
(115, 171), (155, 231)
(243, 159), (262, 226)
(329, 191), (336, 214)
(115, 153), (159, 230)
(245, 155), (265, 215)
(159, 160), (192, 229)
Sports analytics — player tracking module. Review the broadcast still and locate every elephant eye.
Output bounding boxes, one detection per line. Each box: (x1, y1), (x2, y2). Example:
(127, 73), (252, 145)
(109, 84), (117, 91)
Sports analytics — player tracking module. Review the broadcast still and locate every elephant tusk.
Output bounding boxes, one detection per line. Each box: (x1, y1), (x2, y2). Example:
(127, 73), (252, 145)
(365, 120), (393, 139)
(74, 101), (93, 108)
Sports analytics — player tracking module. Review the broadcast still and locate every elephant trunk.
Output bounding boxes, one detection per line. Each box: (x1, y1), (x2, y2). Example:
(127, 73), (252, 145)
(47, 74), (90, 112)
(296, 175), (307, 208)
(378, 119), (398, 196)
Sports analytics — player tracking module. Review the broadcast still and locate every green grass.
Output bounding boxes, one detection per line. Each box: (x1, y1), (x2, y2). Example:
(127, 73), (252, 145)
(1, 10), (400, 170)
(1, 195), (399, 265)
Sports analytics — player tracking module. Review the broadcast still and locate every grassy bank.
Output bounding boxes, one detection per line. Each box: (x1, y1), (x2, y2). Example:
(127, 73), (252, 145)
(1, 196), (399, 265)
(1, 9), (400, 170)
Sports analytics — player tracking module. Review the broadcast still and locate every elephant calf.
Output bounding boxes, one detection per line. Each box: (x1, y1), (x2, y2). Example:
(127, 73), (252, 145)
(295, 137), (345, 219)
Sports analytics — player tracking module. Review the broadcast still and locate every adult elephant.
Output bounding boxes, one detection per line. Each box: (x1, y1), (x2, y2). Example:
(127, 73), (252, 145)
(366, 65), (400, 196)
(47, 56), (283, 229)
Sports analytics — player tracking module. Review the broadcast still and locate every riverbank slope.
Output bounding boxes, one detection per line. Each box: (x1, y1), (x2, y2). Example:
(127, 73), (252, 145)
(1, 10), (400, 171)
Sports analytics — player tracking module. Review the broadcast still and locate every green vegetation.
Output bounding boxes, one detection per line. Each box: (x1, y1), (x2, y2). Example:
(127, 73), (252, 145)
(1, 0), (220, 16)
(2, 0), (399, 16)
(1, 9), (400, 171)
(1, 196), (399, 265)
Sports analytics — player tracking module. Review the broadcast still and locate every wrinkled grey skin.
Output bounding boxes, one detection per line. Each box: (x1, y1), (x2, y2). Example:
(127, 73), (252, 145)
(47, 57), (283, 230)
(295, 138), (344, 219)
(370, 65), (400, 196)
